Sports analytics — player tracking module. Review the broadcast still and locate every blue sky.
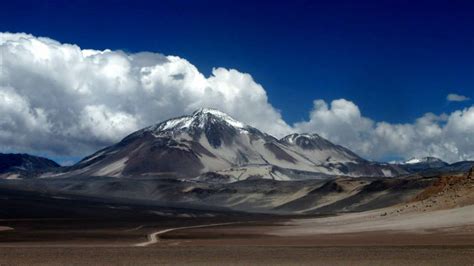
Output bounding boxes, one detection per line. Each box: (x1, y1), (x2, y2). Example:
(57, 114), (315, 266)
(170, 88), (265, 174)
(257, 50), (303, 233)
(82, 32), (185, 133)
(2, 0), (473, 123)
(1, 0), (474, 163)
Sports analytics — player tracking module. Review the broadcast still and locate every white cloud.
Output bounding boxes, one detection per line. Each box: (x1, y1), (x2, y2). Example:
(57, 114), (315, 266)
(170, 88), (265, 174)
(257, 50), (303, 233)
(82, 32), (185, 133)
(294, 99), (474, 162)
(0, 32), (292, 156)
(77, 105), (140, 142)
(447, 93), (470, 102)
(1, 32), (473, 163)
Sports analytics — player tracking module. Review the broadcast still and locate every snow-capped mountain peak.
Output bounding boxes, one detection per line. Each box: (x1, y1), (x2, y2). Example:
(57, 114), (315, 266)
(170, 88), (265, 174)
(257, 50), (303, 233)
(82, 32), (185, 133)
(148, 108), (246, 134)
(67, 109), (406, 179)
(404, 158), (423, 164)
(280, 133), (324, 145)
(404, 156), (445, 165)
(398, 156), (449, 173)
(191, 108), (245, 128)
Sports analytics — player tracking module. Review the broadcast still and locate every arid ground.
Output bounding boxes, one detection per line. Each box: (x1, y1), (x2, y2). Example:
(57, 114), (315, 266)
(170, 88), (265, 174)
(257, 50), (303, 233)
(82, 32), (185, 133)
(1, 209), (473, 265)
(1, 173), (473, 265)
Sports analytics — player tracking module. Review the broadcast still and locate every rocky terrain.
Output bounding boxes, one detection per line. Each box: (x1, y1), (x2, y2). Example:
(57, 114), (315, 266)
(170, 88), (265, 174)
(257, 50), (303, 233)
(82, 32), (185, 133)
(1, 167), (469, 215)
(0, 169), (472, 265)
(0, 153), (60, 179)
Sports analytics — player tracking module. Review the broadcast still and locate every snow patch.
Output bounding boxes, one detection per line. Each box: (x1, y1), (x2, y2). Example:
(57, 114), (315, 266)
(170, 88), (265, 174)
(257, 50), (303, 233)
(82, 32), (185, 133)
(148, 108), (247, 135)
(405, 158), (423, 164)
(160, 116), (193, 131)
(193, 108), (245, 128)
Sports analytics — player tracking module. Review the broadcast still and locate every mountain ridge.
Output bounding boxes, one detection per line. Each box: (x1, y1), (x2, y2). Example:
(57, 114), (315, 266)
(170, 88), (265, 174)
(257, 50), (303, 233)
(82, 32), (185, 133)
(0, 153), (60, 179)
(58, 108), (406, 180)
(1, 109), (473, 181)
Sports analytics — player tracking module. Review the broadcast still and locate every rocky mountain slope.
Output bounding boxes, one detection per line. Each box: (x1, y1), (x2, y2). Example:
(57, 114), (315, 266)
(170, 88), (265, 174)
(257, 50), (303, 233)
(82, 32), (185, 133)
(0, 153), (60, 179)
(3, 168), (461, 214)
(57, 108), (406, 180)
(397, 156), (449, 172)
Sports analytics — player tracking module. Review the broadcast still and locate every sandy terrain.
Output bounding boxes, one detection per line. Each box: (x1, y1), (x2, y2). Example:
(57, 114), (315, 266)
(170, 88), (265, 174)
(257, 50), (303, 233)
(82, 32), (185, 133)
(0, 173), (473, 264)
(1, 209), (473, 264)
(273, 172), (474, 236)
(274, 205), (474, 236)
(0, 246), (473, 266)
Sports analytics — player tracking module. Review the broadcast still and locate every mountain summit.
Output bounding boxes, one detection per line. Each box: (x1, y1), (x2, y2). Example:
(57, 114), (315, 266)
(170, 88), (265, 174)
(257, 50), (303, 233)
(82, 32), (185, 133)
(150, 108), (246, 133)
(63, 109), (405, 180)
(140, 108), (262, 149)
(399, 156), (449, 172)
(403, 156), (446, 165)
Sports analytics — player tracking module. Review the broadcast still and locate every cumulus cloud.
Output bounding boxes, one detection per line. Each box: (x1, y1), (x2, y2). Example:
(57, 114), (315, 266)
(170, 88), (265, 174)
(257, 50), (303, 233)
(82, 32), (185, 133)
(1, 32), (473, 163)
(447, 93), (470, 102)
(294, 99), (474, 162)
(0, 32), (292, 157)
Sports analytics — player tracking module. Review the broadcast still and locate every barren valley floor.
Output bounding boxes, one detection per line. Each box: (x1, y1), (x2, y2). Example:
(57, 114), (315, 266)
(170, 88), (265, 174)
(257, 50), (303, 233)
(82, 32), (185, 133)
(1, 246), (473, 266)
(0, 212), (473, 265)
(1, 173), (473, 265)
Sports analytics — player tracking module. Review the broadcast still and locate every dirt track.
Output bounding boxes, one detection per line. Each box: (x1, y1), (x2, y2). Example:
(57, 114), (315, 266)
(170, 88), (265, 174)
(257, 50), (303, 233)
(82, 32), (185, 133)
(133, 222), (242, 247)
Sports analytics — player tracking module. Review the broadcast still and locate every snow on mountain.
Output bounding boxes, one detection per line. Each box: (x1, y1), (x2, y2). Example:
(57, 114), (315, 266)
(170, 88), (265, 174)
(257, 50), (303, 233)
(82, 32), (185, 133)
(150, 108), (246, 132)
(404, 158), (423, 164)
(403, 157), (445, 165)
(280, 133), (363, 164)
(398, 156), (449, 173)
(57, 109), (407, 180)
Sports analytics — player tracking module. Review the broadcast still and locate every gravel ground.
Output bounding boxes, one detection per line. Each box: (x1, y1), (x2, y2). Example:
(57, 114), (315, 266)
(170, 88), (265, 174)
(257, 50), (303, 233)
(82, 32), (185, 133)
(0, 246), (473, 266)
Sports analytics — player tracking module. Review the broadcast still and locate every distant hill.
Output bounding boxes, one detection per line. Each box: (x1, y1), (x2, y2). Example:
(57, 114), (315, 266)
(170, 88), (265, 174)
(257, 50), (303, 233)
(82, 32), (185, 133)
(398, 156), (449, 172)
(0, 153), (60, 178)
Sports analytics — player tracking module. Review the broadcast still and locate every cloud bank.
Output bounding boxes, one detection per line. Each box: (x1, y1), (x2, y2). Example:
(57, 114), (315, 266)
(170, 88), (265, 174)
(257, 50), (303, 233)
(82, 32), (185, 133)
(295, 99), (474, 162)
(447, 93), (470, 102)
(1, 32), (473, 163)
(0, 32), (292, 157)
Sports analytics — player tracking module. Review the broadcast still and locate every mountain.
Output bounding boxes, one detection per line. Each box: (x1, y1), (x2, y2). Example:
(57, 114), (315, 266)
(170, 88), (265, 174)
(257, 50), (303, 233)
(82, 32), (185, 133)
(278, 133), (405, 178)
(0, 153), (60, 179)
(57, 108), (406, 180)
(427, 161), (474, 175)
(403, 156), (447, 165)
(279, 133), (364, 164)
(398, 157), (449, 173)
